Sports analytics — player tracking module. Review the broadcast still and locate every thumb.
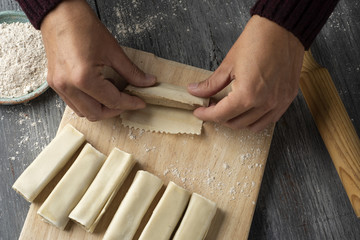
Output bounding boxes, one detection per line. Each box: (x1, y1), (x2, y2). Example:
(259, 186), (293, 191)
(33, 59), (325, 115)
(110, 47), (156, 87)
(187, 66), (232, 98)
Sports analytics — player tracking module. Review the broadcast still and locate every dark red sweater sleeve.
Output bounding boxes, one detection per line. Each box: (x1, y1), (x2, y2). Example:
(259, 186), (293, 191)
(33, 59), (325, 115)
(16, 0), (62, 29)
(251, 0), (339, 49)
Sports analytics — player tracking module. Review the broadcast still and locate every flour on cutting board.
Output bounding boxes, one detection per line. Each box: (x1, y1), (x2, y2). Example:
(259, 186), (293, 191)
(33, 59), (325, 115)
(162, 163), (262, 202)
(162, 145), (265, 202)
(120, 122), (270, 202)
(0, 22), (47, 98)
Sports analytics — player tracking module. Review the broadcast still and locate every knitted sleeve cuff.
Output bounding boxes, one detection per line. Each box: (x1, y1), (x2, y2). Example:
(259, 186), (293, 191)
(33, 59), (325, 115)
(250, 0), (339, 49)
(16, 0), (63, 29)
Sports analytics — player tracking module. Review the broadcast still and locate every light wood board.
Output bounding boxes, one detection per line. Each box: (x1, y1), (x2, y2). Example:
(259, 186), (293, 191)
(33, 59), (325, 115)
(18, 47), (274, 240)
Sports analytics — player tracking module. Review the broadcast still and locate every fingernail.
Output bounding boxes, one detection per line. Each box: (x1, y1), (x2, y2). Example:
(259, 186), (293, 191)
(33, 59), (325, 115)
(188, 82), (198, 89)
(145, 73), (156, 83)
(193, 107), (203, 118)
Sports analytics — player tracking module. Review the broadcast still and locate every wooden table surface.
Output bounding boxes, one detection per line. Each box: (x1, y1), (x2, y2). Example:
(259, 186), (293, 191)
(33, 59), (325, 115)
(1, 0), (359, 239)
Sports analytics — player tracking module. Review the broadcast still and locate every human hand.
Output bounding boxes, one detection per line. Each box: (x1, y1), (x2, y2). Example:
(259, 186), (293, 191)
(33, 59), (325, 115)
(188, 15), (304, 132)
(41, 0), (156, 121)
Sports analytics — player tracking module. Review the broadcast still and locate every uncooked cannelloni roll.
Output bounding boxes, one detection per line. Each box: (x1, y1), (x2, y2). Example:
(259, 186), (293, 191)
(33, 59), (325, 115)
(139, 181), (191, 240)
(12, 124), (85, 202)
(173, 193), (217, 240)
(125, 83), (209, 110)
(103, 170), (163, 240)
(69, 147), (135, 232)
(37, 143), (105, 230)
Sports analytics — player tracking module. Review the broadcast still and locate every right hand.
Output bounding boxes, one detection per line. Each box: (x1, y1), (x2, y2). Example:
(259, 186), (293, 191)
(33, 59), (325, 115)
(188, 16), (304, 132)
(41, 0), (156, 121)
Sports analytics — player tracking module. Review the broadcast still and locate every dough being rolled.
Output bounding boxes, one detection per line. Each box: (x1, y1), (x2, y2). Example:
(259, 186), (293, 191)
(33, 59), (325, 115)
(12, 124), (85, 202)
(69, 148), (135, 232)
(121, 83), (209, 135)
(37, 143), (105, 230)
(121, 104), (203, 135)
(173, 193), (217, 240)
(103, 170), (163, 240)
(139, 181), (191, 240)
(125, 83), (209, 110)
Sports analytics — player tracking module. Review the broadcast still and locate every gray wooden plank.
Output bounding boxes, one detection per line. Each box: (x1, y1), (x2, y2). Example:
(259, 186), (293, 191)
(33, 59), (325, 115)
(1, 0), (359, 239)
(311, 0), (360, 136)
(96, 0), (254, 70)
(0, 0), (20, 10)
(0, 91), (66, 240)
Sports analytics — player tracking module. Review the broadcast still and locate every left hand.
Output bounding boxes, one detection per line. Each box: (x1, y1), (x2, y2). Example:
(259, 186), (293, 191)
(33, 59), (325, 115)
(41, 0), (156, 122)
(188, 15), (305, 132)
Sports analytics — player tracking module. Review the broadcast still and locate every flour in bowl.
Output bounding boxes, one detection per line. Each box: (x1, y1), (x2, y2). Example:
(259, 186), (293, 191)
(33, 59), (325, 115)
(0, 22), (47, 98)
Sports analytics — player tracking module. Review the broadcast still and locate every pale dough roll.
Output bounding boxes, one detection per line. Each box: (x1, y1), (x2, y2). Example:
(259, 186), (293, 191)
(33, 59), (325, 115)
(69, 147), (135, 232)
(37, 143), (106, 230)
(173, 193), (217, 240)
(121, 104), (203, 135)
(12, 124), (85, 202)
(125, 82), (209, 110)
(103, 170), (163, 240)
(139, 181), (191, 240)
(121, 82), (209, 135)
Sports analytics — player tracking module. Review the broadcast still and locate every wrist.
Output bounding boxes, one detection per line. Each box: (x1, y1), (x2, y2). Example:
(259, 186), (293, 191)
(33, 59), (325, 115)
(41, 0), (93, 33)
(246, 15), (304, 54)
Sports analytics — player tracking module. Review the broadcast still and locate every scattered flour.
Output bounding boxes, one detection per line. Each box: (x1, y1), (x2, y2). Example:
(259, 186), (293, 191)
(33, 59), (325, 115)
(112, 0), (192, 41)
(222, 162), (230, 170)
(145, 146), (156, 152)
(128, 129), (136, 140)
(162, 161), (261, 202)
(0, 22), (47, 98)
(163, 169), (169, 176)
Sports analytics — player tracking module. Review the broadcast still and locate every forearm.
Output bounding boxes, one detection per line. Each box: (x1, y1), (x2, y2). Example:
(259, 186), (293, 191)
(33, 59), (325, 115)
(16, 0), (63, 29)
(251, 0), (339, 49)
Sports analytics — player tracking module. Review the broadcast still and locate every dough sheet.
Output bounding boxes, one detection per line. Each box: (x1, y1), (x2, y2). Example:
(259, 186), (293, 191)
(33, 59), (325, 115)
(121, 105), (203, 135)
(125, 83), (209, 110)
(121, 82), (208, 135)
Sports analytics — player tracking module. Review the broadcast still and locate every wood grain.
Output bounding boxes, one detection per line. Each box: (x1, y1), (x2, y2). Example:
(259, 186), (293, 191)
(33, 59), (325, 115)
(18, 48), (274, 240)
(300, 51), (360, 217)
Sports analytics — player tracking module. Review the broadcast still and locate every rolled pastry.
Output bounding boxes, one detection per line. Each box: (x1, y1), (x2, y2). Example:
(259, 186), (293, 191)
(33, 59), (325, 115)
(125, 82), (209, 110)
(139, 181), (191, 240)
(37, 143), (105, 230)
(12, 124), (85, 202)
(173, 193), (217, 240)
(69, 148), (135, 232)
(121, 105), (203, 135)
(103, 170), (163, 240)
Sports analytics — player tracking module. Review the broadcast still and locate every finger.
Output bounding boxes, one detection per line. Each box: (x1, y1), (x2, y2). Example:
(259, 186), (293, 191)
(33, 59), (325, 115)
(76, 72), (146, 111)
(50, 83), (84, 117)
(247, 110), (276, 132)
(241, 97), (292, 132)
(58, 92), (84, 117)
(188, 65), (232, 98)
(109, 47), (156, 87)
(193, 93), (253, 123)
(68, 88), (123, 121)
(224, 106), (271, 129)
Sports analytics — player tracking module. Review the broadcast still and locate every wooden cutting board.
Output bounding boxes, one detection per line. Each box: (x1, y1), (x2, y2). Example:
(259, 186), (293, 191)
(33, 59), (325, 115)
(18, 47), (274, 240)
